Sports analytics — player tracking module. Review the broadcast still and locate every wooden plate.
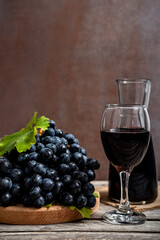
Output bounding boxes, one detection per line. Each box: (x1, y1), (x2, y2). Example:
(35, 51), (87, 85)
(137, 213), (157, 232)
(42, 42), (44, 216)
(0, 191), (100, 225)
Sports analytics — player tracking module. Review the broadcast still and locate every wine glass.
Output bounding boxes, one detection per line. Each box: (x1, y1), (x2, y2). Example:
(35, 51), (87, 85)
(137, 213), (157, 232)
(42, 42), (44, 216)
(100, 104), (150, 224)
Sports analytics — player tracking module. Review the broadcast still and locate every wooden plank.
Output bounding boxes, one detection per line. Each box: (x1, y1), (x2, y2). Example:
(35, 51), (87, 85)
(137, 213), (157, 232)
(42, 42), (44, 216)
(0, 220), (159, 233)
(0, 232), (159, 240)
(91, 203), (160, 220)
(143, 209), (160, 220)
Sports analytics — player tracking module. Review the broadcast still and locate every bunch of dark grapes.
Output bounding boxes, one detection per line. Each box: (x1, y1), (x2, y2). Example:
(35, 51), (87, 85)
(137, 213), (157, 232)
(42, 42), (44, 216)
(0, 120), (100, 209)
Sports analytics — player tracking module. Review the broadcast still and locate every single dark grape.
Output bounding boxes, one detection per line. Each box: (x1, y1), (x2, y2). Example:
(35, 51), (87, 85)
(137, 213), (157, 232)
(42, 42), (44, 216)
(76, 194), (87, 209)
(52, 181), (63, 196)
(62, 175), (72, 185)
(9, 168), (24, 183)
(24, 177), (31, 190)
(82, 183), (95, 195)
(42, 178), (55, 192)
(0, 177), (12, 192)
(64, 193), (74, 205)
(42, 136), (56, 145)
(31, 174), (43, 187)
(27, 152), (39, 161)
(39, 148), (53, 161)
(0, 159), (12, 176)
(27, 160), (37, 169)
(80, 147), (87, 156)
(45, 192), (54, 204)
(29, 186), (41, 200)
(85, 169), (96, 181)
(69, 143), (81, 153)
(59, 153), (70, 164)
(69, 180), (81, 194)
(57, 143), (67, 154)
(11, 183), (22, 198)
(63, 133), (76, 144)
(72, 170), (88, 183)
(46, 143), (57, 154)
(71, 152), (84, 169)
(36, 143), (45, 152)
(49, 120), (56, 129)
(55, 129), (63, 137)
(43, 136), (62, 146)
(18, 153), (29, 164)
(46, 169), (58, 181)
(86, 158), (100, 170)
(87, 195), (96, 208)
(58, 164), (70, 175)
(34, 196), (45, 208)
(69, 162), (79, 173)
(61, 137), (68, 146)
(45, 127), (55, 137)
(54, 136), (62, 145)
(0, 192), (12, 206)
(27, 160), (37, 175)
(33, 163), (47, 176)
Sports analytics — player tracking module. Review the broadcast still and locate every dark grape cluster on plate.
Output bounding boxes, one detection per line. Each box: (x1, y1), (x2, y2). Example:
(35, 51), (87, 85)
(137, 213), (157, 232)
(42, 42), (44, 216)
(0, 120), (100, 209)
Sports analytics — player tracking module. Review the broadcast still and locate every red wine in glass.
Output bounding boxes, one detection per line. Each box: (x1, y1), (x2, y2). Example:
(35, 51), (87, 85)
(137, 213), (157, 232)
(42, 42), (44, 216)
(101, 128), (150, 173)
(101, 104), (150, 224)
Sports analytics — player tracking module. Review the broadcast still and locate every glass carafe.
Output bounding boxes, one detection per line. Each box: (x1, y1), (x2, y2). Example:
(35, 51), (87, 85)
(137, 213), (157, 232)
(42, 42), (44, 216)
(108, 79), (158, 204)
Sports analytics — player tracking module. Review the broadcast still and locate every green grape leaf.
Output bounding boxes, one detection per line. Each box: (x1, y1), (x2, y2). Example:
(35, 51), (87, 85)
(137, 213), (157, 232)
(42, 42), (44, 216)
(69, 206), (92, 218)
(26, 112), (38, 130)
(44, 203), (93, 218)
(93, 192), (99, 198)
(15, 127), (37, 153)
(34, 116), (50, 130)
(44, 201), (55, 208)
(0, 112), (50, 155)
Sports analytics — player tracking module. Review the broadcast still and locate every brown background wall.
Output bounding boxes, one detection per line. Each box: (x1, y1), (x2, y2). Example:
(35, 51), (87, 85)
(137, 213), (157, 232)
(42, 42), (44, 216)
(0, 0), (160, 180)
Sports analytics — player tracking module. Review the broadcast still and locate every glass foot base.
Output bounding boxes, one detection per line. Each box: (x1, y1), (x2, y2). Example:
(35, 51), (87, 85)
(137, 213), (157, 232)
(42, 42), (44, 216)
(103, 210), (146, 225)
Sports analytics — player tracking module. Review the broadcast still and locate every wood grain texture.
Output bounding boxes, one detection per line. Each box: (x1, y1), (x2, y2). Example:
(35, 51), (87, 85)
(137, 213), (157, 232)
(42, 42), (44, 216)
(0, 0), (160, 180)
(0, 192), (99, 225)
(0, 219), (160, 233)
(0, 233), (160, 240)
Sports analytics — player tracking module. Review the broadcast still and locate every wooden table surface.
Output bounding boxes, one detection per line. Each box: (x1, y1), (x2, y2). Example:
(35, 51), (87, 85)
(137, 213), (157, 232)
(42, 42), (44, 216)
(0, 181), (159, 240)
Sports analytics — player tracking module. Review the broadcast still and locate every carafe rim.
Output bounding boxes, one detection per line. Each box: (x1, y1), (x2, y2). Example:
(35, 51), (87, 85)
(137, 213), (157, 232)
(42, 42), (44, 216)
(116, 78), (151, 83)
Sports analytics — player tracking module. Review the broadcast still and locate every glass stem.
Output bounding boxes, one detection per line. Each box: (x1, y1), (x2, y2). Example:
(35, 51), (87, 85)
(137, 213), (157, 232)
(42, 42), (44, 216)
(117, 171), (132, 214)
